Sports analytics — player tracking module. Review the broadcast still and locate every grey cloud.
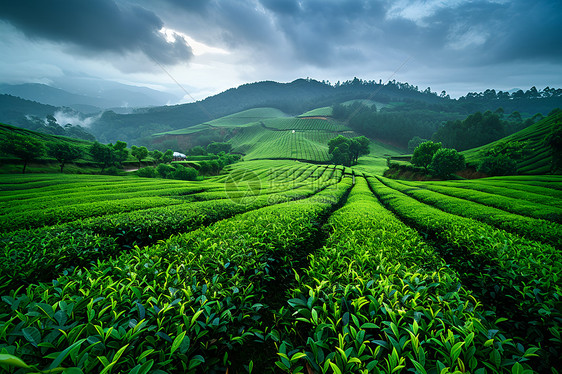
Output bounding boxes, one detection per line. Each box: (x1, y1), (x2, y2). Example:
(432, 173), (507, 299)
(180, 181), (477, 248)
(0, 0), (193, 65)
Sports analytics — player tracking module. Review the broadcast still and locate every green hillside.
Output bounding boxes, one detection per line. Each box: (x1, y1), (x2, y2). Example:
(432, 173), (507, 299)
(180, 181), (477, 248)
(229, 117), (356, 162)
(152, 108), (361, 163)
(0, 123), (147, 173)
(0, 123), (93, 156)
(206, 107), (288, 127)
(298, 106), (333, 117)
(463, 110), (561, 174)
(155, 107), (288, 136)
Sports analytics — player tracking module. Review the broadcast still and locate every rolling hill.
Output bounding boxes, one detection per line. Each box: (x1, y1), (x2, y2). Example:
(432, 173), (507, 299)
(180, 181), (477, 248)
(463, 110), (561, 174)
(153, 108), (359, 162)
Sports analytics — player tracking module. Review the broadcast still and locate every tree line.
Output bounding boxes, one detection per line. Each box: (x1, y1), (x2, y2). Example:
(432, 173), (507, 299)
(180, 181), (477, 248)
(0, 132), (240, 177)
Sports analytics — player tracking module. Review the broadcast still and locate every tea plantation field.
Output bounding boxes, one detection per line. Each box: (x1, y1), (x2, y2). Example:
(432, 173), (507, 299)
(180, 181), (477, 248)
(0, 163), (561, 373)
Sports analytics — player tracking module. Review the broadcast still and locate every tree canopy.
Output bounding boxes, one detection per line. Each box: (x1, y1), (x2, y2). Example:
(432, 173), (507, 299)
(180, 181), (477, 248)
(411, 141), (441, 170)
(429, 148), (466, 178)
(0, 134), (44, 173)
(47, 142), (83, 173)
(131, 145), (149, 167)
(328, 135), (370, 166)
(90, 141), (129, 171)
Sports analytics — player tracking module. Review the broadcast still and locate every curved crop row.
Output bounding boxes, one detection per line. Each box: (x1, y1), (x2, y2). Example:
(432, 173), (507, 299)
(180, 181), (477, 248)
(402, 182), (562, 223)
(0, 174), (338, 295)
(423, 179), (562, 208)
(390, 179), (562, 248)
(276, 177), (536, 373)
(0, 177), (353, 373)
(368, 176), (562, 370)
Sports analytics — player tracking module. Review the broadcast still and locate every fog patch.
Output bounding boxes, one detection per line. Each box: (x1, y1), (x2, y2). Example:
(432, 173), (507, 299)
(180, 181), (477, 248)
(53, 109), (102, 128)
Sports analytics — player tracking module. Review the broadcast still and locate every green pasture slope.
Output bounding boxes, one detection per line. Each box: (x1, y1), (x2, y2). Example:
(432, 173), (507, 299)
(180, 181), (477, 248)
(155, 106), (357, 162)
(152, 106), (356, 163)
(463, 110), (562, 174)
(1, 156), (561, 373)
(229, 117), (355, 162)
(0, 123), (94, 160)
(154, 107), (288, 136)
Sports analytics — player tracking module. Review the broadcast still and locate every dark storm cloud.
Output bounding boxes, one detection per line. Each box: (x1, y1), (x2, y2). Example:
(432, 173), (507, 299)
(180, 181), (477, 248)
(0, 0), (192, 65)
(158, 0), (562, 70)
(260, 0), (300, 15)
(490, 1), (562, 62)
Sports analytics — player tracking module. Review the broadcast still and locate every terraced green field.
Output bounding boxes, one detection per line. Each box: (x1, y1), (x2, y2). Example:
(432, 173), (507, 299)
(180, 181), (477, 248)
(1, 162), (560, 373)
(229, 117), (355, 162)
(152, 108), (355, 163)
(154, 108), (288, 136)
(463, 111), (562, 174)
(298, 106), (333, 117)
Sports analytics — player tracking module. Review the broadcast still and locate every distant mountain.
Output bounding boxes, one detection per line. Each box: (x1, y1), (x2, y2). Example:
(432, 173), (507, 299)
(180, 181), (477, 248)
(0, 94), (96, 141)
(0, 94), (57, 123)
(3, 77), (561, 149)
(0, 81), (179, 111)
(0, 84), (105, 112)
(91, 78), (447, 144)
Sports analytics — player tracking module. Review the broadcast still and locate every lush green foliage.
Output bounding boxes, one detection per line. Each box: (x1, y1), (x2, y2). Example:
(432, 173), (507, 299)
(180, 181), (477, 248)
(477, 154), (517, 176)
(89, 141), (130, 171)
(206, 142), (232, 154)
(546, 121), (562, 172)
(433, 111), (506, 151)
(47, 142), (83, 173)
(387, 179), (562, 248)
(407, 136), (428, 152)
(328, 135), (370, 166)
(130, 145), (149, 166)
(411, 141), (441, 170)
(463, 110), (562, 174)
(0, 133), (45, 173)
(429, 148), (465, 178)
(276, 178), (534, 373)
(0, 169), (351, 373)
(370, 176), (562, 370)
(0, 163), (560, 372)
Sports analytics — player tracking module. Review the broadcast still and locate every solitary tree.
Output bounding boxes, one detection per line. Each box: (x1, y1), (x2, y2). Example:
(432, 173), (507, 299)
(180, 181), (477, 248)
(47, 142), (83, 173)
(349, 136), (370, 164)
(411, 141), (442, 170)
(131, 145), (149, 167)
(90, 142), (114, 172)
(429, 148), (465, 178)
(0, 134), (44, 173)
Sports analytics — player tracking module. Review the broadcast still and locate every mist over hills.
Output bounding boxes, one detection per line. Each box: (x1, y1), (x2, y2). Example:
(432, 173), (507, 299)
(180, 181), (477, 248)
(0, 81), (179, 112)
(1, 77), (561, 148)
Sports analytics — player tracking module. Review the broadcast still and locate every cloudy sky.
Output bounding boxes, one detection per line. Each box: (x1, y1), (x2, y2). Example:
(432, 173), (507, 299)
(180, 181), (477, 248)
(1, 0), (561, 102)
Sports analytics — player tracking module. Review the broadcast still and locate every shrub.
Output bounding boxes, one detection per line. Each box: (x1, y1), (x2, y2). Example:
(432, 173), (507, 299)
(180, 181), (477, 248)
(137, 166), (158, 178)
(429, 148), (465, 178)
(478, 154), (517, 176)
(157, 163), (175, 178)
(170, 165), (198, 181)
(101, 166), (121, 175)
